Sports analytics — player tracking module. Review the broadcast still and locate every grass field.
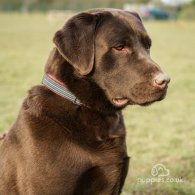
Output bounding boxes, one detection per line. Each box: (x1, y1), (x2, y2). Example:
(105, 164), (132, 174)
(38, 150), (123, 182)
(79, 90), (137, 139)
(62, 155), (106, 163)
(0, 13), (195, 194)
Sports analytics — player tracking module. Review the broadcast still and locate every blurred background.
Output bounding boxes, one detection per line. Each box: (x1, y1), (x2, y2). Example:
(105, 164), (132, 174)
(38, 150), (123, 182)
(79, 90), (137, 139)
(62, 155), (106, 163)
(0, 0), (195, 194)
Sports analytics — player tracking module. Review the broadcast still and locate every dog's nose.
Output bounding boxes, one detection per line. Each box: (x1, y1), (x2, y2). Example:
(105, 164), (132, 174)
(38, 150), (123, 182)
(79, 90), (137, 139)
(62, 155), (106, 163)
(153, 73), (170, 88)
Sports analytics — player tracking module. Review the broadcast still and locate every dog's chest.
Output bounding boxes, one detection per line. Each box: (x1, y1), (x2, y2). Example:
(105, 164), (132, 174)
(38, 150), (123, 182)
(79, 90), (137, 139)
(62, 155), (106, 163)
(28, 136), (127, 195)
(58, 146), (127, 194)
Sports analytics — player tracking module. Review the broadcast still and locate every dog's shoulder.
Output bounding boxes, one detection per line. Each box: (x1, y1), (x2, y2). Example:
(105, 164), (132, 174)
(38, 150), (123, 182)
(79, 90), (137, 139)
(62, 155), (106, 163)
(22, 85), (56, 116)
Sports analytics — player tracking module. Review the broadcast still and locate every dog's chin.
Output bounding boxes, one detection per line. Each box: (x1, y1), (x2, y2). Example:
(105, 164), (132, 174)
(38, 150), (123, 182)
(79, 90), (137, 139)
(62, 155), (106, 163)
(111, 96), (161, 108)
(111, 89), (167, 108)
(135, 91), (167, 107)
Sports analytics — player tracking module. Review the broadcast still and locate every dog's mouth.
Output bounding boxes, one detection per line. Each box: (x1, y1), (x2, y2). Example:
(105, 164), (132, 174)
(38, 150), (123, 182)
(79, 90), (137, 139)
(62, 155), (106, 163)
(112, 87), (168, 108)
(134, 88), (168, 107)
(112, 97), (129, 107)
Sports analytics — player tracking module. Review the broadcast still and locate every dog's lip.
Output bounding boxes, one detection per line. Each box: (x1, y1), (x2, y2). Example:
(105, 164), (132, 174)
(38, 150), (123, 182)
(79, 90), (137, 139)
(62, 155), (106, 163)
(112, 97), (129, 107)
(138, 89), (168, 106)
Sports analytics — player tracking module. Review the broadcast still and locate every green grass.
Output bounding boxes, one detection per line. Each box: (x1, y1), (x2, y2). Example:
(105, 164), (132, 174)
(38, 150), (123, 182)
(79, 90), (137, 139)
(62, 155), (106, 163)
(0, 13), (195, 194)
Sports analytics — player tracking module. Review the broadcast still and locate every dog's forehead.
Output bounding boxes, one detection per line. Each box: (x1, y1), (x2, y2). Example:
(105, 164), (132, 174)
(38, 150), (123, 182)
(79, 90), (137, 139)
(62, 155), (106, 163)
(111, 10), (146, 33)
(89, 8), (146, 33)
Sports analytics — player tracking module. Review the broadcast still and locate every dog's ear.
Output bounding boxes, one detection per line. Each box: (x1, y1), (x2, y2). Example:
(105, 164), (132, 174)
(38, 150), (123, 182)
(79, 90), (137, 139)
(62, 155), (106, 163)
(125, 11), (142, 22)
(130, 12), (142, 21)
(53, 12), (104, 75)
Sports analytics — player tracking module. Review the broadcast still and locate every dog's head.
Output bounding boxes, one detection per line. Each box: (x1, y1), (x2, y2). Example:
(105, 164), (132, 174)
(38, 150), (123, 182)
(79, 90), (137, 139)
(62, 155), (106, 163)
(53, 8), (170, 109)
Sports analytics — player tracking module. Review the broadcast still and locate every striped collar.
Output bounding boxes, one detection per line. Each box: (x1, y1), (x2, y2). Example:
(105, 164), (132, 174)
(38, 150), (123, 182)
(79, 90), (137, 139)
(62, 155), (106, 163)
(42, 74), (83, 106)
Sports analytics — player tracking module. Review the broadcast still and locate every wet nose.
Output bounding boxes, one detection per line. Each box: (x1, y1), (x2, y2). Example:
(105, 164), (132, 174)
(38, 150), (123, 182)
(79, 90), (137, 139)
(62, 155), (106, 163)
(153, 73), (170, 88)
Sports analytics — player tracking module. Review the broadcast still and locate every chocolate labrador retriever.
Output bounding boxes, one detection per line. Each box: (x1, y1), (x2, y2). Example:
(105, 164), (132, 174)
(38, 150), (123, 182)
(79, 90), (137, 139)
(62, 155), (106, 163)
(0, 8), (170, 195)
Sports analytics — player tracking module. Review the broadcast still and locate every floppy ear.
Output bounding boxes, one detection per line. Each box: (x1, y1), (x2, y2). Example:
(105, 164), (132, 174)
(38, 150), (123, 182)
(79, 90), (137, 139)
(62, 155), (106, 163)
(53, 12), (99, 75)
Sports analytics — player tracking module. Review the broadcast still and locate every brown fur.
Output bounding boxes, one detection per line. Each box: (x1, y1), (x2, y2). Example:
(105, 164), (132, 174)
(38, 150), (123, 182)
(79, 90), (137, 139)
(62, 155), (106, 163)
(0, 8), (170, 194)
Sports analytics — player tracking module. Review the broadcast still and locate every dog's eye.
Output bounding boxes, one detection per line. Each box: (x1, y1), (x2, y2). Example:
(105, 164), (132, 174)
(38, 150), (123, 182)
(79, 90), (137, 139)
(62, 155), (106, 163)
(145, 43), (151, 50)
(114, 45), (125, 51)
(144, 40), (152, 50)
(141, 36), (152, 50)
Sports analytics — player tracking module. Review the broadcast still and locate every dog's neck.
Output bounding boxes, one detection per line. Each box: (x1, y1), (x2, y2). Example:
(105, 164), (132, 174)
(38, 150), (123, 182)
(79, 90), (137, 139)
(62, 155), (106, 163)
(42, 73), (83, 106)
(44, 48), (119, 114)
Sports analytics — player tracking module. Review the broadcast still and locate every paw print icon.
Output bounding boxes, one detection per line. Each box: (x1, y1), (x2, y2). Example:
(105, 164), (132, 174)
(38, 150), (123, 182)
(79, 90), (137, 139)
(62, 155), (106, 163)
(151, 164), (170, 177)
